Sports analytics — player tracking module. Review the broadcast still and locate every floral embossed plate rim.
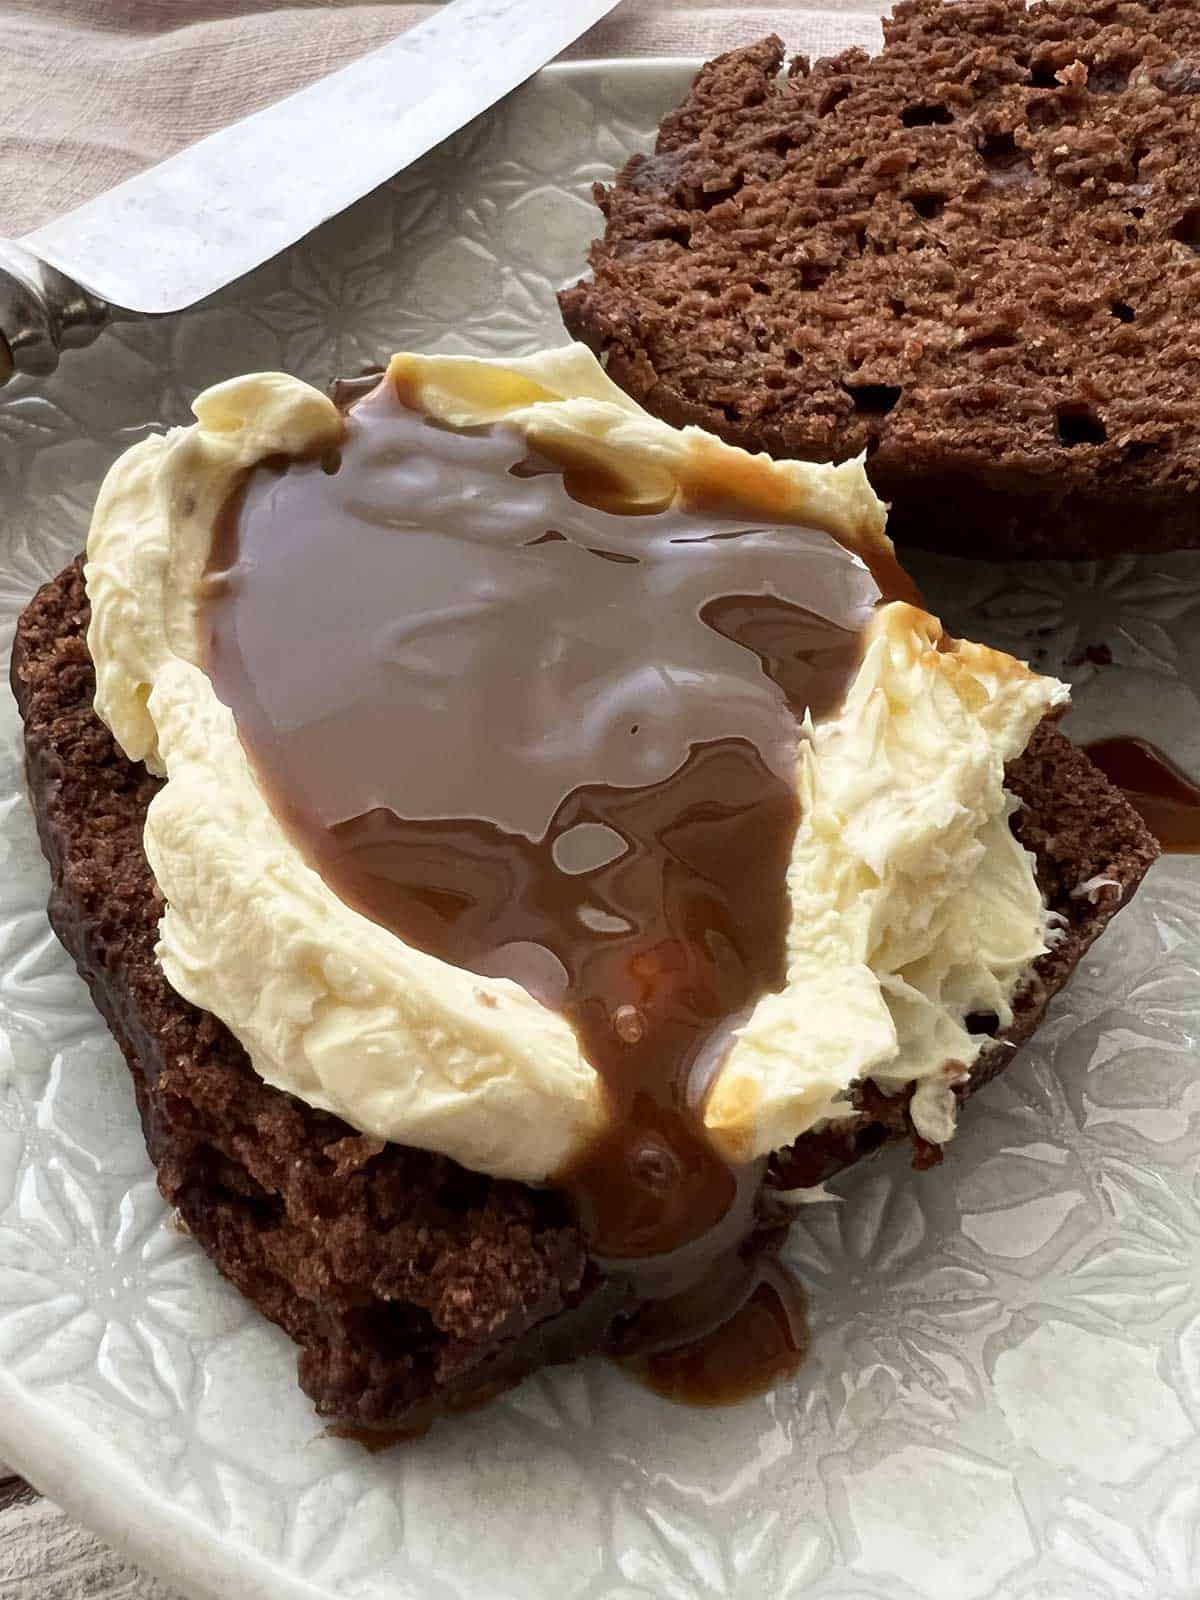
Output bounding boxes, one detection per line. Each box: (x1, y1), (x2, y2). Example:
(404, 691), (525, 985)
(1, 49), (1200, 1600)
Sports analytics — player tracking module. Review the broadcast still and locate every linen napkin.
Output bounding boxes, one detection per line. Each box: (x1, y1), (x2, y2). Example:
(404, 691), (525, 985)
(0, 0), (886, 241)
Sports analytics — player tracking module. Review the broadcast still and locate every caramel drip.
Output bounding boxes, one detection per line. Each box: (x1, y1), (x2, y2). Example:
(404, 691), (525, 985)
(1085, 736), (1200, 854)
(625, 1268), (810, 1408)
(202, 373), (886, 1381)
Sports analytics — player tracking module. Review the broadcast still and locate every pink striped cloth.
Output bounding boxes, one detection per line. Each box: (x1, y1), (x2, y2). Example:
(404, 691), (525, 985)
(0, 0), (886, 239)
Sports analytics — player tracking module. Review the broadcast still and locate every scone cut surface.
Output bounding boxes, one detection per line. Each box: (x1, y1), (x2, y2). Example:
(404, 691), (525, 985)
(561, 1), (1200, 558)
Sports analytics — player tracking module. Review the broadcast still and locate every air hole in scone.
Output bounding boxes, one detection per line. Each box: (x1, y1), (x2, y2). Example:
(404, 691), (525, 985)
(1026, 98), (1063, 130)
(963, 327), (1018, 352)
(697, 181), (741, 212)
(908, 193), (947, 220)
(818, 82), (852, 116)
(1170, 206), (1200, 251)
(844, 382), (903, 416)
(979, 131), (1024, 171)
(799, 262), (831, 289)
(901, 103), (953, 126)
(965, 1010), (1001, 1036)
(1110, 300), (1136, 323)
(1056, 402), (1107, 446)
(1028, 63), (1060, 88)
(1088, 62), (1130, 94)
(784, 349), (803, 369)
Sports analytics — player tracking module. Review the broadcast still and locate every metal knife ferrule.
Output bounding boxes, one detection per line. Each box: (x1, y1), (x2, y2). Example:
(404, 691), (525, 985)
(0, 241), (110, 382)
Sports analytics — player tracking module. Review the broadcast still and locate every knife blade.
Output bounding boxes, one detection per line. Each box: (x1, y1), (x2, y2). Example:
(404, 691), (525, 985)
(0, 0), (624, 380)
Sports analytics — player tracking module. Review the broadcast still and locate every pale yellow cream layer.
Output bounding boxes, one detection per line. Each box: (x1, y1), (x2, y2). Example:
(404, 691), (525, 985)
(85, 345), (1066, 1183)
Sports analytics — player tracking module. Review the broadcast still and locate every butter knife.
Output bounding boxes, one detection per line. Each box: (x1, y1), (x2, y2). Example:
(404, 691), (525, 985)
(0, 0), (623, 382)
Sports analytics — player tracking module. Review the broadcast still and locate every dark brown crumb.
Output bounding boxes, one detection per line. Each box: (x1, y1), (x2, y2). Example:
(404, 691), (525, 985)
(12, 560), (1158, 1425)
(561, 1), (1200, 558)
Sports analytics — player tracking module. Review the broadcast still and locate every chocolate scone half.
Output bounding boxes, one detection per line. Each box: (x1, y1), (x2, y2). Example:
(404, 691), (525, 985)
(560, 3), (1200, 558)
(12, 349), (1157, 1430)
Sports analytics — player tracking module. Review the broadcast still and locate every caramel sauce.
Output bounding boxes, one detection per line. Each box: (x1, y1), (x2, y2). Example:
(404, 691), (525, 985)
(675, 432), (923, 612)
(1085, 736), (1200, 854)
(202, 372), (890, 1394)
(327, 1421), (431, 1451)
(626, 1268), (810, 1407)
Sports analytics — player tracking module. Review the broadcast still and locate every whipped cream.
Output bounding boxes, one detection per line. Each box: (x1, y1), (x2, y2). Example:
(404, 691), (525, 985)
(708, 604), (1064, 1160)
(85, 345), (1067, 1183)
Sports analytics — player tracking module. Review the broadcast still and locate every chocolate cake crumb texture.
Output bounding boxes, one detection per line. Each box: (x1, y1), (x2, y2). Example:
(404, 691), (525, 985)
(12, 561), (1157, 1426)
(561, 0), (1200, 558)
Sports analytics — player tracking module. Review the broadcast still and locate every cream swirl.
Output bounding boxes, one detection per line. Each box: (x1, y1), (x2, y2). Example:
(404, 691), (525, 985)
(85, 345), (1066, 1181)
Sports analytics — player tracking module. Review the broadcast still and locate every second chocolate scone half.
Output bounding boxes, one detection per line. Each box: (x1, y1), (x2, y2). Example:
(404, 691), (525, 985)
(560, 1), (1200, 558)
(12, 346), (1159, 1432)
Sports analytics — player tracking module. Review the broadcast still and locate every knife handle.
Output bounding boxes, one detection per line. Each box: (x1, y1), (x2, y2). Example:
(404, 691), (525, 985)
(0, 241), (110, 383)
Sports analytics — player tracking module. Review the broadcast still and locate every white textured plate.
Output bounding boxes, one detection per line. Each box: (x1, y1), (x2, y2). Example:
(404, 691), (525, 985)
(2, 54), (1200, 1600)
